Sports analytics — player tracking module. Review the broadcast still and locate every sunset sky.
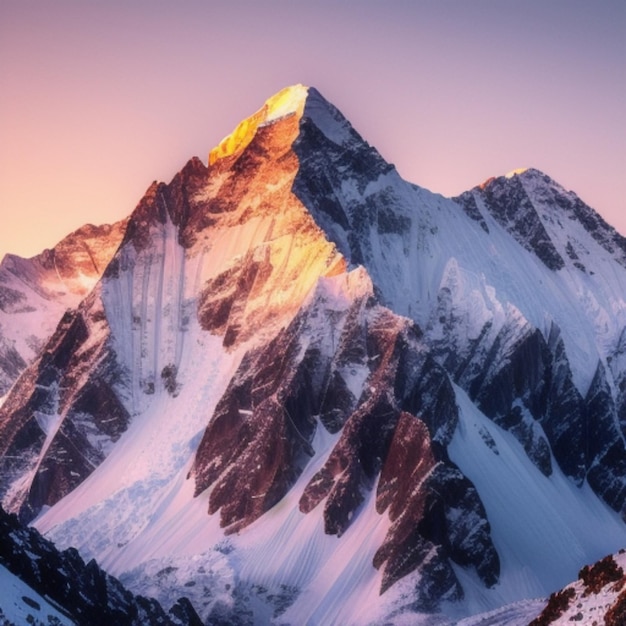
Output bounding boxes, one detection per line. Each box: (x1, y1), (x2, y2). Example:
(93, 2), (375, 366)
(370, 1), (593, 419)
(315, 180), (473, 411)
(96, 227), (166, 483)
(1, 1), (624, 258)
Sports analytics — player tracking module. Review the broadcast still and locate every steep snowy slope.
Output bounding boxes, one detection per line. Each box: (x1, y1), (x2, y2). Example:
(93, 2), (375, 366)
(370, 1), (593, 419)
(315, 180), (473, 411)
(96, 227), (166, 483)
(447, 385), (625, 616)
(0, 220), (126, 396)
(0, 87), (347, 525)
(14, 88), (495, 622)
(292, 89), (626, 516)
(0, 84), (624, 625)
(0, 564), (75, 626)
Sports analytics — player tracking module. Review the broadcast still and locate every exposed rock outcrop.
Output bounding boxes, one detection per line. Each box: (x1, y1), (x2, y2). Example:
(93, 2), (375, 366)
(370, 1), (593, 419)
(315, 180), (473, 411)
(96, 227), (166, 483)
(0, 505), (202, 625)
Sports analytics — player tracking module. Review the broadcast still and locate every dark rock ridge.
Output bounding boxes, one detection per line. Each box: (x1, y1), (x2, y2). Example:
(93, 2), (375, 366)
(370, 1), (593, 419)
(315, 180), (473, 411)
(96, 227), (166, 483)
(191, 275), (499, 600)
(458, 168), (626, 271)
(454, 191), (489, 233)
(608, 328), (626, 439)
(459, 172), (566, 271)
(426, 298), (555, 478)
(0, 84), (623, 622)
(0, 505), (202, 626)
(114, 156), (210, 256)
(0, 106), (312, 523)
(0, 290), (129, 524)
(527, 168), (626, 268)
(0, 94), (344, 525)
(584, 362), (626, 515)
(427, 288), (626, 516)
(292, 88), (396, 268)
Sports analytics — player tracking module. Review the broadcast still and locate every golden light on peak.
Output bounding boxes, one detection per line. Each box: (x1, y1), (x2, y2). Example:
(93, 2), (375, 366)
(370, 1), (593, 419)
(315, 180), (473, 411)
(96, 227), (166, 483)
(209, 85), (308, 166)
(479, 176), (496, 190)
(505, 167), (528, 179)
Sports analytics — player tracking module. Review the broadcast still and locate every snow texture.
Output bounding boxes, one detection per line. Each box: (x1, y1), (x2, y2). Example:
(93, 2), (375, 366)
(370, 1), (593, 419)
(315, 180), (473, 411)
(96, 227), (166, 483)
(0, 85), (621, 625)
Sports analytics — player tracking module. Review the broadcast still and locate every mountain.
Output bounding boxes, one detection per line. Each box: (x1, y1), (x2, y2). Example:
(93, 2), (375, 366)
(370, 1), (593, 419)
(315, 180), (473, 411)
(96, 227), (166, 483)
(0, 84), (624, 625)
(0, 220), (126, 396)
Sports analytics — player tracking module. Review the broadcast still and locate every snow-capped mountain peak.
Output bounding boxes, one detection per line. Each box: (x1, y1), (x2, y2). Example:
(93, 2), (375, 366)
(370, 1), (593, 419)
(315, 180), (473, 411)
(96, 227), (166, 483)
(209, 83), (308, 166)
(504, 167), (529, 178)
(461, 167), (626, 271)
(0, 85), (625, 625)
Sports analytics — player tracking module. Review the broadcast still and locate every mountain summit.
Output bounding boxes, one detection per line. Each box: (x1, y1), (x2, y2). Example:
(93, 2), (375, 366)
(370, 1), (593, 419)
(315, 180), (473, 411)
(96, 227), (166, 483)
(0, 85), (624, 625)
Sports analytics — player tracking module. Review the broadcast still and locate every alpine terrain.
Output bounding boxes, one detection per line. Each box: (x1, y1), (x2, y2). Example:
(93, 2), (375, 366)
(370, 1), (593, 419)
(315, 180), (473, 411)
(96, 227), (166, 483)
(0, 85), (625, 625)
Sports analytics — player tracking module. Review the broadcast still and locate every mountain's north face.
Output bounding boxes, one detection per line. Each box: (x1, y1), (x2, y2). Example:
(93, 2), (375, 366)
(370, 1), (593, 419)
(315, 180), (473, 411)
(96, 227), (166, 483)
(0, 84), (625, 625)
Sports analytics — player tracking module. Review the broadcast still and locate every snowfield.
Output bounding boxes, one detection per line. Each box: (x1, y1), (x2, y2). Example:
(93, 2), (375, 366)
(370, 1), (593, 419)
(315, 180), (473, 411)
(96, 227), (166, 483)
(0, 564), (75, 625)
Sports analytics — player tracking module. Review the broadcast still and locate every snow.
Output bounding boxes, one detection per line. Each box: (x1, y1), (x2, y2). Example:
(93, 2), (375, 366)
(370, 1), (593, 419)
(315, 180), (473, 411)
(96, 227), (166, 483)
(28, 191), (626, 622)
(235, 425), (389, 626)
(264, 84), (308, 122)
(0, 265), (68, 375)
(32, 212), (247, 547)
(454, 599), (545, 626)
(0, 223), (123, 395)
(446, 384), (626, 620)
(31, 255), (404, 624)
(542, 550), (626, 624)
(317, 160), (626, 394)
(0, 564), (75, 625)
(304, 86), (359, 147)
(34, 314), (242, 555)
(36, 384), (393, 624)
(100, 213), (191, 414)
(337, 363), (370, 400)
(8, 90), (626, 626)
(504, 168), (529, 179)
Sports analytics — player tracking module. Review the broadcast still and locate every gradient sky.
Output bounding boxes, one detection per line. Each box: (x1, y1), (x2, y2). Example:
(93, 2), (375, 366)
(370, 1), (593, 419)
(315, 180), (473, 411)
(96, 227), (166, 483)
(1, 1), (624, 258)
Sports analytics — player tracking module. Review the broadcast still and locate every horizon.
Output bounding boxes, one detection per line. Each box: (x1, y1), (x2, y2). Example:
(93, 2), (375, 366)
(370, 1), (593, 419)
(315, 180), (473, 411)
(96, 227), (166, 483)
(1, 1), (624, 258)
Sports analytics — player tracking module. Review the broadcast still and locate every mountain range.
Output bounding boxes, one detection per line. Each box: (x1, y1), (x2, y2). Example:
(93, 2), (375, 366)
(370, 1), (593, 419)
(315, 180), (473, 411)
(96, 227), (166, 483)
(0, 84), (625, 625)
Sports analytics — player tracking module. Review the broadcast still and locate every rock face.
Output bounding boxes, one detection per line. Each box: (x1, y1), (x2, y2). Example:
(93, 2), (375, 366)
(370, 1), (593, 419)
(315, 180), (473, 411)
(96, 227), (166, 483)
(191, 269), (499, 598)
(529, 551), (626, 626)
(0, 505), (202, 625)
(0, 85), (624, 624)
(0, 90), (344, 525)
(0, 220), (126, 395)
(463, 171), (567, 271)
(584, 362), (626, 514)
(291, 89), (626, 518)
(0, 290), (129, 523)
(457, 168), (626, 271)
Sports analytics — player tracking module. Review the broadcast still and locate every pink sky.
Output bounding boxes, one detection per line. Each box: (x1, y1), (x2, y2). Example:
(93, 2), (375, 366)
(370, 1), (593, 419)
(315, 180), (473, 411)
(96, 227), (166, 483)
(1, 1), (624, 258)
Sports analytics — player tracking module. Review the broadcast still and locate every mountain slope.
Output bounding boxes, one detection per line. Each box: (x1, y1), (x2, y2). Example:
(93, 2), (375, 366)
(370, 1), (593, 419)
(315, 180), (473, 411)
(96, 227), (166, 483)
(0, 84), (624, 625)
(291, 91), (626, 515)
(0, 220), (127, 396)
(6, 87), (496, 621)
(528, 550), (626, 626)
(0, 505), (202, 625)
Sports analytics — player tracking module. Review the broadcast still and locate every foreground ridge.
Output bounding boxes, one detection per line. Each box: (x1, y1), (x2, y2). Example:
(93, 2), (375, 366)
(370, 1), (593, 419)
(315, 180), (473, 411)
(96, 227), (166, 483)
(529, 550), (626, 626)
(0, 505), (202, 625)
